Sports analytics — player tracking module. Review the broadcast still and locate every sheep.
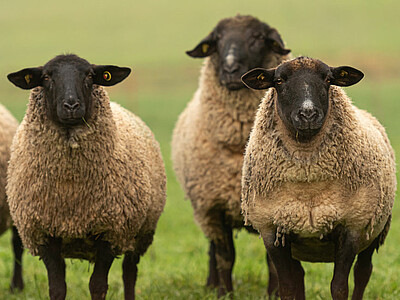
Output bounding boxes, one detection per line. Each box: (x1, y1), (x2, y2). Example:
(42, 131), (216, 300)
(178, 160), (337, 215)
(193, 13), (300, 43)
(171, 14), (290, 297)
(0, 106), (23, 291)
(6, 54), (166, 300)
(241, 56), (396, 300)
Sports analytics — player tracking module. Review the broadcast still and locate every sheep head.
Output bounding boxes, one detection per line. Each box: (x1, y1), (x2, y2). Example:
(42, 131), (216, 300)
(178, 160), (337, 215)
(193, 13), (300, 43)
(7, 54), (131, 127)
(242, 56), (364, 142)
(186, 15), (290, 90)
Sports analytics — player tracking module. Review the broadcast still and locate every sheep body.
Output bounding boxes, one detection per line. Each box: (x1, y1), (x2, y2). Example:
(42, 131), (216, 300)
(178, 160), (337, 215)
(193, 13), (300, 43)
(172, 55), (286, 240)
(242, 85), (396, 262)
(0, 104), (18, 235)
(172, 16), (291, 294)
(7, 86), (166, 260)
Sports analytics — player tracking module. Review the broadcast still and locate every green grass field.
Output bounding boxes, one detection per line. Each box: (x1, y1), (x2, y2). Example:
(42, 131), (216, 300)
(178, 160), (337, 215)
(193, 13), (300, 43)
(0, 0), (399, 299)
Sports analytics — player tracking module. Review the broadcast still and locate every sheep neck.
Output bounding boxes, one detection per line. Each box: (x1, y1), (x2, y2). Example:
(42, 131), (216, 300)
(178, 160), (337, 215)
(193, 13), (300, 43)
(201, 53), (289, 122)
(196, 54), (288, 152)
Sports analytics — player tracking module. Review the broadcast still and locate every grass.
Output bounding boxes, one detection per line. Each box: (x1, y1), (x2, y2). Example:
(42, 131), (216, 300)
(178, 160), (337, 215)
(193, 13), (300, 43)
(0, 0), (400, 299)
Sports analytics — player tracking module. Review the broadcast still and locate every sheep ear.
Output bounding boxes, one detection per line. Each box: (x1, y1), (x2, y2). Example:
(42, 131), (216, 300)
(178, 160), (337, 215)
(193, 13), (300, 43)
(241, 68), (275, 90)
(266, 28), (291, 55)
(330, 66), (364, 87)
(7, 67), (43, 90)
(186, 31), (217, 58)
(92, 65), (131, 86)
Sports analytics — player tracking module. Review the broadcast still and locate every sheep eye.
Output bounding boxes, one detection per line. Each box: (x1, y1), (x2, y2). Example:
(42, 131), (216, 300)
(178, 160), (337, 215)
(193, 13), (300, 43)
(276, 78), (283, 85)
(43, 75), (50, 81)
(87, 74), (93, 80)
(325, 76), (331, 83)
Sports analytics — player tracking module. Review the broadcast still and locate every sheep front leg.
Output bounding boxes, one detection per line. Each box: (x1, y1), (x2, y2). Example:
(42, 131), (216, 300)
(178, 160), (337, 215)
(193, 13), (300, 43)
(266, 252), (279, 299)
(10, 226), (24, 292)
(214, 221), (235, 298)
(262, 231), (298, 300)
(40, 237), (66, 300)
(89, 240), (115, 300)
(331, 227), (357, 300)
(206, 241), (219, 288)
(122, 252), (140, 300)
(351, 238), (378, 300)
(292, 259), (305, 300)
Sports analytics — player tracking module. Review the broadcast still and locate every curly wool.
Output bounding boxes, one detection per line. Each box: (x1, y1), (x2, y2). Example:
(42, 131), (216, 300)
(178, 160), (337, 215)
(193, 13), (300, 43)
(0, 105), (18, 235)
(172, 50), (289, 241)
(7, 86), (166, 259)
(242, 85), (396, 257)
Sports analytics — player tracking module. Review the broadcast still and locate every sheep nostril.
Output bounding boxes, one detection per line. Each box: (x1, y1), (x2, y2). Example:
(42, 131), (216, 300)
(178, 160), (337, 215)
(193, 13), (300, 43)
(71, 102), (80, 110)
(298, 110), (318, 122)
(63, 102), (80, 112)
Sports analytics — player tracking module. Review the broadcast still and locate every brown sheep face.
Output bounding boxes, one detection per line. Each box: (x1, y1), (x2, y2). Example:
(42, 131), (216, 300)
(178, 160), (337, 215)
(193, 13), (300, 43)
(242, 57), (364, 142)
(7, 54), (131, 127)
(186, 15), (290, 90)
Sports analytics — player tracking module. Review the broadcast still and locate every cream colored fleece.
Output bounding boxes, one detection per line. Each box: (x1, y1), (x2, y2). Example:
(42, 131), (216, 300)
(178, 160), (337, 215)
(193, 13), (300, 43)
(172, 50), (289, 241)
(7, 86), (166, 259)
(242, 80), (396, 261)
(0, 105), (18, 235)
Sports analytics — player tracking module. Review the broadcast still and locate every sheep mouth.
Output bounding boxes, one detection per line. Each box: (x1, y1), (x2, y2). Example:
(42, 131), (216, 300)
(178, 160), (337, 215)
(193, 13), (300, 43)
(221, 80), (245, 90)
(294, 122), (323, 131)
(220, 71), (247, 90)
(59, 117), (84, 126)
(292, 117), (324, 131)
(294, 128), (322, 142)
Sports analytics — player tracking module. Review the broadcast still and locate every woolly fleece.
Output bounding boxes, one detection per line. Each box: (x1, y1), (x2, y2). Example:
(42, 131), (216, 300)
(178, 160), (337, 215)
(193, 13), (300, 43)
(242, 74), (396, 261)
(0, 105), (18, 235)
(172, 50), (289, 242)
(7, 86), (166, 259)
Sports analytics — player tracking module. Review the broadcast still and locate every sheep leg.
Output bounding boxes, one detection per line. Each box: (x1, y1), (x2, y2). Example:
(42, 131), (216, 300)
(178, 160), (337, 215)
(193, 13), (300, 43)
(262, 232), (296, 300)
(266, 252), (279, 299)
(331, 227), (357, 300)
(10, 226), (24, 292)
(206, 241), (219, 288)
(122, 251), (140, 300)
(89, 240), (115, 300)
(214, 221), (235, 298)
(40, 237), (66, 300)
(351, 238), (378, 300)
(292, 259), (305, 300)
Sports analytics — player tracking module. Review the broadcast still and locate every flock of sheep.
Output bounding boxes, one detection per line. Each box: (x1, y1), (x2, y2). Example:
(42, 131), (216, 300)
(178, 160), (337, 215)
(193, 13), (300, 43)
(0, 14), (396, 300)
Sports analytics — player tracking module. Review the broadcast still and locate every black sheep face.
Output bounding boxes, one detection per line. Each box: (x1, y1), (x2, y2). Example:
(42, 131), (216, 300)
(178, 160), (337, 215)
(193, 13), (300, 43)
(186, 15), (290, 91)
(242, 57), (364, 142)
(41, 56), (94, 126)
(7, 54), (131, 127)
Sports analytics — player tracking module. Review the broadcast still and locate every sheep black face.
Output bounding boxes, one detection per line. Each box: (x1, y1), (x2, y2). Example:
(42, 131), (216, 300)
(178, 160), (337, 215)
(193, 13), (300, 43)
(7, 54), (131, 127)
(186, 15), (290, 90)
(242, 57), (364, 142)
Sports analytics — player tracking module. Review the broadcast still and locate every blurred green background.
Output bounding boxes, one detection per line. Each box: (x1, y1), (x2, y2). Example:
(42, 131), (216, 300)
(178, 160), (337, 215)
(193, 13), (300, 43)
(0, 0), (399, 299)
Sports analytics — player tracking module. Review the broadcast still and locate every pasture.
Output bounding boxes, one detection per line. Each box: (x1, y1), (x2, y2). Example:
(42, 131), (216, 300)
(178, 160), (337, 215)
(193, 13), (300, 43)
(0, 0), (399, 299)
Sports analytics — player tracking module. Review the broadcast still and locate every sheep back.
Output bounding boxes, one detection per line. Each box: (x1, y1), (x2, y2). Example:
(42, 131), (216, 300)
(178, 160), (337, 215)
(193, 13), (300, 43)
(0, 105), (18, 235)
(7, 86), (166, 259)
(242, 86), (396, 259)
